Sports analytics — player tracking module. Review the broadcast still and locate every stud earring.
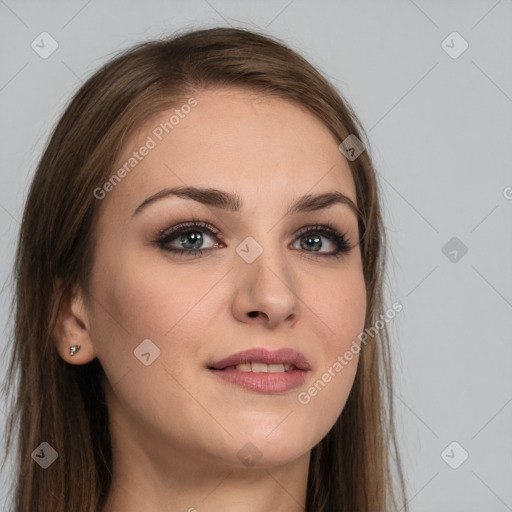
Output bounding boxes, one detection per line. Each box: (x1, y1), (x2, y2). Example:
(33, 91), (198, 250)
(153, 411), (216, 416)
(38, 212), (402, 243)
(69, 344), (81, 356)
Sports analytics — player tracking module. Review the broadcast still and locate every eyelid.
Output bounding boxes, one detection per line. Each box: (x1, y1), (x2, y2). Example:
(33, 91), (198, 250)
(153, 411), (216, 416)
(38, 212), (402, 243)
(155, 215), (354, 239)
(156, 218), (221, 240)
(293, 222), (353, 243)
(155, 221), (352, 244)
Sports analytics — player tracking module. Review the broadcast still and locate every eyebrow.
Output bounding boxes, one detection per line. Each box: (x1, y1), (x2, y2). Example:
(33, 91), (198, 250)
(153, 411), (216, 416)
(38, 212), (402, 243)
(131, 185), (362, 219)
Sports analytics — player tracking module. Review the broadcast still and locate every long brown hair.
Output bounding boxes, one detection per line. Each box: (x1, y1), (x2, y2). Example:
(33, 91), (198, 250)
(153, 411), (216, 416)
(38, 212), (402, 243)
(1, 27), (408, 511)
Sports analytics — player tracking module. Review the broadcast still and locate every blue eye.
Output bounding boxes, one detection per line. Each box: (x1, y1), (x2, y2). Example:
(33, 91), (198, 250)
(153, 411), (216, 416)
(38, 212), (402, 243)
(155, 219), (353, 259)
(155, 220), (221, 257)
(293, 225), (352, 259)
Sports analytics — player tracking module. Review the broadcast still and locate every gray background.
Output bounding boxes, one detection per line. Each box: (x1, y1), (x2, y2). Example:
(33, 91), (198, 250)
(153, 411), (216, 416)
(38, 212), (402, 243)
(1, 1), (511, 510)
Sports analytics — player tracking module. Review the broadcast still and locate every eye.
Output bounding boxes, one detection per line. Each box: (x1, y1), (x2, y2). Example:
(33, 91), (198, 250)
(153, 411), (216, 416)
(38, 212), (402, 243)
(155, 219), (222, 258)
(292, 224), (352, 260)
(154, 220), (353, 259)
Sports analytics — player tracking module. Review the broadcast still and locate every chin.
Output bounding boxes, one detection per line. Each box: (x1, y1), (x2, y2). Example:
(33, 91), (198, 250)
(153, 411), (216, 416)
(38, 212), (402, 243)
(216, 428), (318, 470)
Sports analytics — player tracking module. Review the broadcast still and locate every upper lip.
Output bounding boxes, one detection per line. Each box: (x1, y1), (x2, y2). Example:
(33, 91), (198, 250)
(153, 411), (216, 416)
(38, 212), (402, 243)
(208, 347), (311, 371)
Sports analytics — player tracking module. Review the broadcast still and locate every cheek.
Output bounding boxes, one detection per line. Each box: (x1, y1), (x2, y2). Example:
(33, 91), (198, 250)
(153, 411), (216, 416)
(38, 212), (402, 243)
(87, 251), (223, 446)
(88, 248), (229, 386)
(293, 265), (366, 434)
(95, 249), (221, 337)
(304, 257), (367, 349)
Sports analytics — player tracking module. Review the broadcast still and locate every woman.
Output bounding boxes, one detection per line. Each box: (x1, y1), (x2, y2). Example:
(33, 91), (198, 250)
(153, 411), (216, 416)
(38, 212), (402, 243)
(2, 27), (408, 511)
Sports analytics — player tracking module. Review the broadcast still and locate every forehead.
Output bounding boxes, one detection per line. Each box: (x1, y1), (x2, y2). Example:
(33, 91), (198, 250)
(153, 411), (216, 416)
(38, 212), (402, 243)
(102, 87), (357, 217)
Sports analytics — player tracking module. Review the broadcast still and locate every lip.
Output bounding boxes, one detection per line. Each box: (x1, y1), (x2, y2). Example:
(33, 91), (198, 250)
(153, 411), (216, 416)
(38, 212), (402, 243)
(207, 347), (311, 394)
(209, 347), (311, 371)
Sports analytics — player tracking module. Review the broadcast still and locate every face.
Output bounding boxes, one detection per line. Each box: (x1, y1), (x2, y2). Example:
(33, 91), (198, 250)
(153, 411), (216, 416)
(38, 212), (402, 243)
(81, 88), (366, 470)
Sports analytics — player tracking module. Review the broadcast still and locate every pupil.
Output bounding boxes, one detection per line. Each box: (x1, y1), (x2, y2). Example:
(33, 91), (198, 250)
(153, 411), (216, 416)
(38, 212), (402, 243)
(302, 234), (321, 252)
(182, 232), (203, 249)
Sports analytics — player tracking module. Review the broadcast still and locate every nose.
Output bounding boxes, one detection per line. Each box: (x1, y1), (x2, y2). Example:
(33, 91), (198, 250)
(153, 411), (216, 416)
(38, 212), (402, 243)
(231, 243), (300, 329)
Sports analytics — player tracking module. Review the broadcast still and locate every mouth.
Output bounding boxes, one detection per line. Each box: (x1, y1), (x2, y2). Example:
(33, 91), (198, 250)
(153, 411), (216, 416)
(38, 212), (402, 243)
(207, 348), (311, 394)
(216, 362), (300, 372)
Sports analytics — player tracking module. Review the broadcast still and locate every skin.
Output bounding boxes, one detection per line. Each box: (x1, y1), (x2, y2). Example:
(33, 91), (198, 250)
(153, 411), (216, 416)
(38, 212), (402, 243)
(54, 88), (367, 512)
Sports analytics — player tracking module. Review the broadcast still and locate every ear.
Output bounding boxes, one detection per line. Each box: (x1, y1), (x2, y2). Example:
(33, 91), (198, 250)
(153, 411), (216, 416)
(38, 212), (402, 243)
(53, 280), (97, 365)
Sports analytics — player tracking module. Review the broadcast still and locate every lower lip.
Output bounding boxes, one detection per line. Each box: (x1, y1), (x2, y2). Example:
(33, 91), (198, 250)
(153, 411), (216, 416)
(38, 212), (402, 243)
(208, 368), (308, 394)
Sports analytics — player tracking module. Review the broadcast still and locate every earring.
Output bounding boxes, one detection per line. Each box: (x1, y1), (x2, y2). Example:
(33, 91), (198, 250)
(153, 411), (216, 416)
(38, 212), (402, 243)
(69, 344), (81, 356)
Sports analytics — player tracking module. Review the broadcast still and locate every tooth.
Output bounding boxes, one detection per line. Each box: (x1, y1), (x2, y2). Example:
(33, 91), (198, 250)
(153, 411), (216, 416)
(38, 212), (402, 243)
(268, 364), (285, 373)
(251, 362), (268, 373)
(284, 364), (292, 371)
(236, 363), (252, 372)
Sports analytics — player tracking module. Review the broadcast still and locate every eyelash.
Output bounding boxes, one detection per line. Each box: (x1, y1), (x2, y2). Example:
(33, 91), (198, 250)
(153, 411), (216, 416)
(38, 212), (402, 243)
(154, 218), (353, 260)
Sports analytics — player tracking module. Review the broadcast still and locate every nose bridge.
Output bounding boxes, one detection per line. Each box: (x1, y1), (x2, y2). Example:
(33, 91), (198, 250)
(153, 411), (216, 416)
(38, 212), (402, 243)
(235, 230), (299, 305)
(236, 226), (289, 279)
